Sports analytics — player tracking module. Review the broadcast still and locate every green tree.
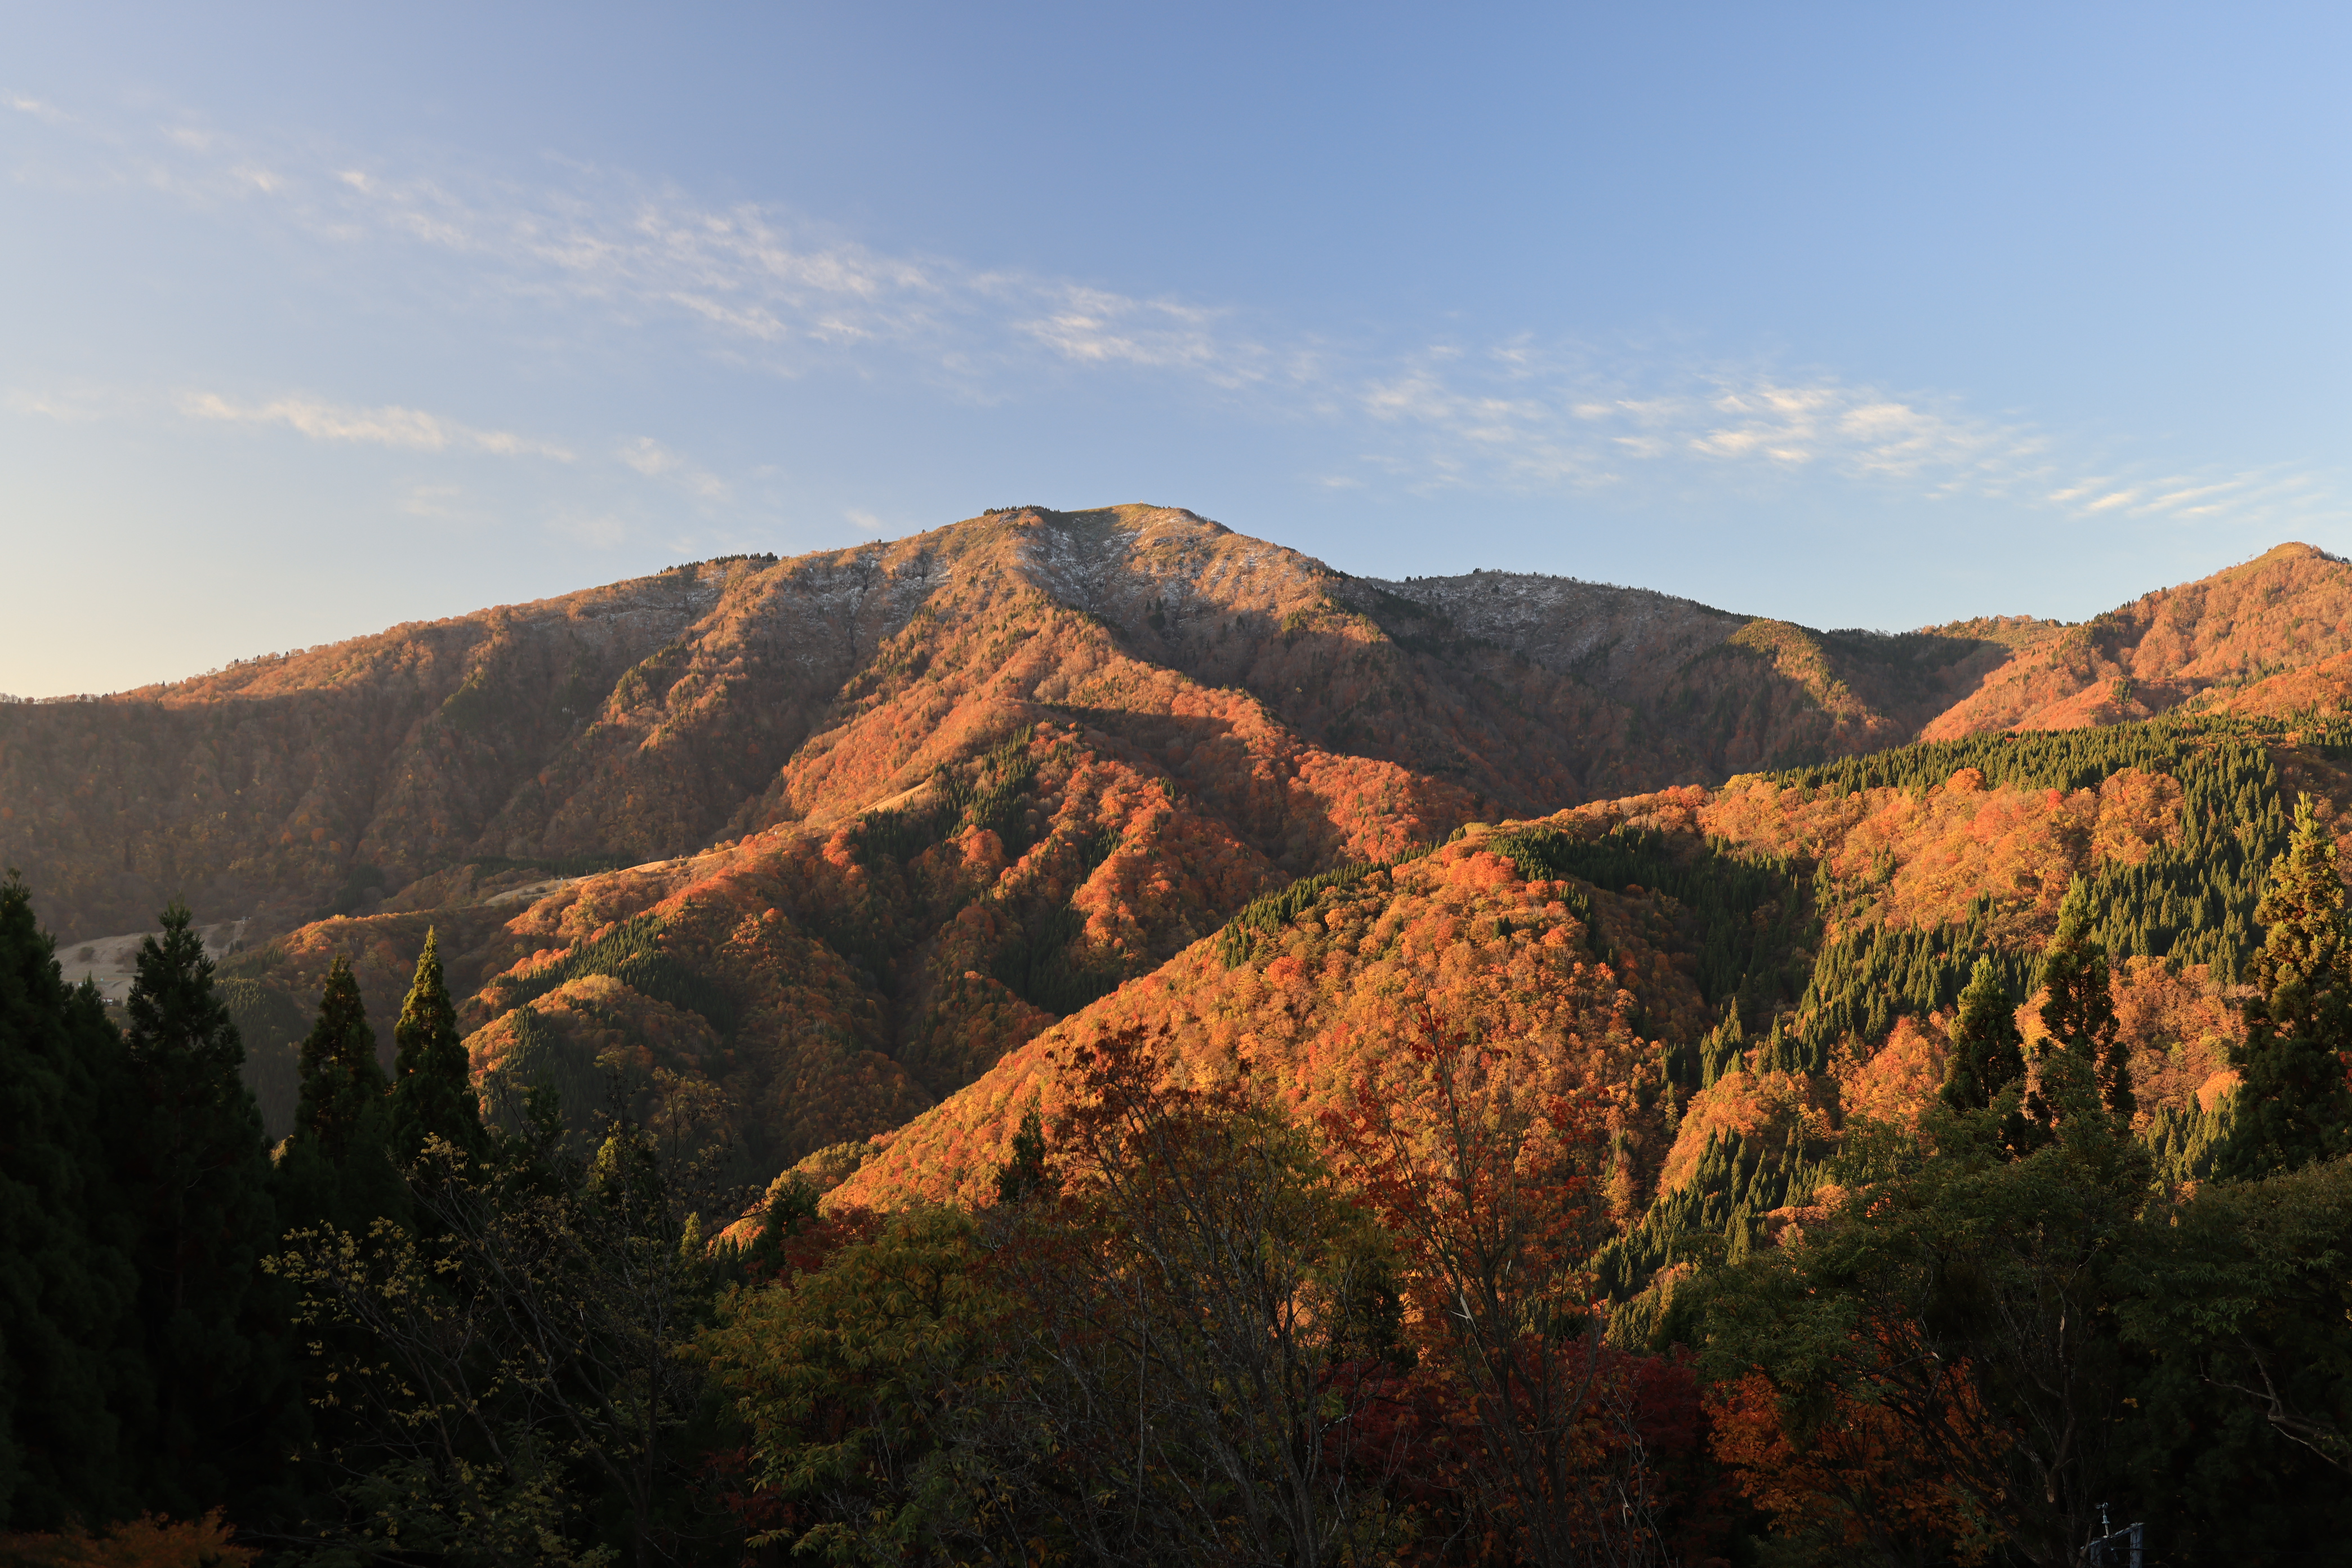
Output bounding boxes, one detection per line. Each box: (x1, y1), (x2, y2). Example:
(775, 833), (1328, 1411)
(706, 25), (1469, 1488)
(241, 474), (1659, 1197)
(2218, 795), (2352, 1177)
(275, 957), (405, 1239)
(1699, 1102), (2155, 1566)
(2030, 879), (2133, 1131)
(1940, 956), (2026, 1113)
(704, 1205), (1017, 1566)
(297, 956), (387, 1156)
(0, 875), (140, 1529)
(115, 901), (299, 1520)
(2119, 1155), (2352, 1557)
(990, 1107), (1055, 1205)
(277, 1099), (745, 1567)
(390, 928), (484, 1162)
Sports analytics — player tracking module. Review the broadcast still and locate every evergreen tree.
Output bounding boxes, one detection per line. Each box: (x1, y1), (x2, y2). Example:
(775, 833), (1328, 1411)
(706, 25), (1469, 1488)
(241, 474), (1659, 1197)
(1940, 956), (2026, 1112)
(0, 875), (140, 1529)
(992, 1108), (1057, 1205)
(389, 928), (484, 1162)
(2030, 879), (2133, 1130)
(274, 956), (404, 1237)
(115, 901), (298, 1519)
(2217, 794), (2352, 1177)
(296, 957), (386, 1157)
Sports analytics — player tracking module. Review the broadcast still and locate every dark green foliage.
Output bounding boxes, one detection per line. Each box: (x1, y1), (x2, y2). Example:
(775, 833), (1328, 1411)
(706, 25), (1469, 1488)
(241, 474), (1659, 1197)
(274, 957), (406, 1239)
(2035, 879), (2134, 1130)
(991, 898), (1122, 1015)
(1943, 956), (2028, 1113)
(847, 802), (956, 868)
(1489, 825), (1810, 1017)
(2117, 1156), (2352, 1555)
(218, 975), (309, 1141)
(2218, 795), (2352, 1178)
(2075, 737), (2288, 980)
(1482, 824), (1812, 1090)
(1217, 862), (1384, 968)
(327, 861), (390, 916)
(1597, 1126), (1825, 1298)
(293, 958), (387, 1160)
(116, 901), (299, 1521)
(1778, 717), (2294, 982)
(993, 1109), (1057, 1205)
(737, 1177), (822, 1284)
(1694, 1102), (2157, 1566)
(2144, 1097), (2234, 1186)
(983, 823), (1129, 1015)
(390, 928), (486, 1162)
(480, 1007), (610, 1147)
(277, 1090), (750, 1565)
(1789, 901), (2034, 1068)
(1941, 956), (2034, 1160)
(1766, 710), (2332, 799)
(0, 875), (140, 1529)
(504, 913), (740, 1034)
(944, 728), (1041, 857)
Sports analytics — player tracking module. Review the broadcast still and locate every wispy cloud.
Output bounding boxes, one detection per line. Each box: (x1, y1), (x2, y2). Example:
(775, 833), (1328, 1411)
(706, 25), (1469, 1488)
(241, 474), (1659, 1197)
(4, 384), (124, 422)
(10, 96), (2342, 539)
(618, 435), (729, 500)
(5, 93), (70, 124)
(2053, 467), (2330, 534)
(176, 391), (574, 459)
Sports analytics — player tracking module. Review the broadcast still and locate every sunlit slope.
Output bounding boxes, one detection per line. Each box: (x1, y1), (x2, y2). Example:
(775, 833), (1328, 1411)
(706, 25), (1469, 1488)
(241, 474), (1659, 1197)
(14, 505), (2347, 949)
(835, 715), (2352, 1243)
(1919, 542), (2352, 737)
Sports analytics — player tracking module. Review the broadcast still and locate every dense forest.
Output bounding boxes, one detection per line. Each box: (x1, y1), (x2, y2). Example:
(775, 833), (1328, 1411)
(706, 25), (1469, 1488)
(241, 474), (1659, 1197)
(7, 705), (2352, 1565)
(8, 513), (2352, 1563)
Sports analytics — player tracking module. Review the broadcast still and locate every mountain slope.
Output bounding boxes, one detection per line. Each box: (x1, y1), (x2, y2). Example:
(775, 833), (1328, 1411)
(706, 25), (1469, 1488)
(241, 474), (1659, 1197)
(1919, 541), (2352, 737)
(2, 504), (2053, 945)
(835, 715), (2352, 1220)
(17, 505), (2352, 1183)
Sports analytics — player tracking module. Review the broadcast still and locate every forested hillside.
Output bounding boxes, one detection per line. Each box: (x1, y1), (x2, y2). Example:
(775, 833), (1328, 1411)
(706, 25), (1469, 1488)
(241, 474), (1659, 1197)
(10, 511), (2352, 1562)
(16, 507), (2352, 1171)
(832, 712), (2343, 1212)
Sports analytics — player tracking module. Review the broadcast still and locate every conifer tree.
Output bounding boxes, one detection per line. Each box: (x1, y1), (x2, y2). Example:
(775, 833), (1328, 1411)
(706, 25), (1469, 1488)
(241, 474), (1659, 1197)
(115, 901), (298, 1519)
(992, 1108), (1057, 1205)
(2217, 795), (2352, 1177)
(0, 875), (139, 1529)
(389, 928), (485, 1162)
(1941, 956), (2026, 1112)
(2029, 879), (2133, 1131)
(275, 956), (404, 1237)
(297, 956), (386, 1157)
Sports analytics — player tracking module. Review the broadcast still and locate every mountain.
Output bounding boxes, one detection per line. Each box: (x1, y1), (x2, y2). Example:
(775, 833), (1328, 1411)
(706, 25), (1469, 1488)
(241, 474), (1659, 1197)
(830, 715), (2336, 1218)
(10, 506), (2352, 1181)
(1, 504), (2075, 948)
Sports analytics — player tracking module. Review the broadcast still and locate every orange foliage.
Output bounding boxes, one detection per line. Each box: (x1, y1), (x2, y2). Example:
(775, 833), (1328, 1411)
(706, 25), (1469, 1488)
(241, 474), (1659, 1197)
(1836, 1013), (1953, 1130)
(1922, 541), (2352, 738)
(1656, 1065), (1832, 1197)
(1707, 1368), (1998, 1562)
(835, 835), (1678, 1209)
(0, 1511), (257, 1567)
(1701, 768), (2179, 947)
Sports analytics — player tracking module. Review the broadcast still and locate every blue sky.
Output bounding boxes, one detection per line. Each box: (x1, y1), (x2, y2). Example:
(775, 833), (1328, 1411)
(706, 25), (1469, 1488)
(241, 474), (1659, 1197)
(4, 1), (2346, 696)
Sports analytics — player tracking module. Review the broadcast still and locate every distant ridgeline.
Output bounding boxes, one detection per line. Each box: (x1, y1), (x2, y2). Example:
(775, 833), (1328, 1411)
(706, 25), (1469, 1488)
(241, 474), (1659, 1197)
(1202, 708), (2347, 1303)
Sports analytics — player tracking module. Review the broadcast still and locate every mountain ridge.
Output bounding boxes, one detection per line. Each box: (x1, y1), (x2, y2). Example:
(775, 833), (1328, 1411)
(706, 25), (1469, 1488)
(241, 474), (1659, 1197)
(13, 505), (2352, 1188)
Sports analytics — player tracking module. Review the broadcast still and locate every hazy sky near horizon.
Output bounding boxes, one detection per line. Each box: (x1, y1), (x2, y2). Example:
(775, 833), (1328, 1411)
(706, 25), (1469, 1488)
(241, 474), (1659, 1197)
(4, 2), (2346, 696)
